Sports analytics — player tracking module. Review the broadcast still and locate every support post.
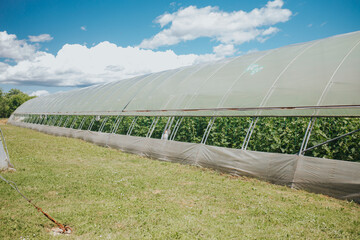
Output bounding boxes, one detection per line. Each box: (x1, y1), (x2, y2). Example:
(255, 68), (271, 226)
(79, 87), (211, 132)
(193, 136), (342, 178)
(51, 115), (58, 126)
(57, 116), (64, 127)
(201, 117), (216, 144)
(43, 115), (50, 125)
(146, 117), (156, 137)
(127, 117), (138, 136)
(147, 117), (159, 138)
(78, 117), (86, 130)
(161, 117), (173, 140)
(34, 115), (40, 124)
(70, 116), (78, 129)
(170, 117), (183, 141)
(39, 115), (46, 125)
(298, 117), (316, 155)
(241, 117), (258, 150)
(303, 125), (360, 154)
(88, 117), (95, 131)
(98, 117), (109, 132)
(63, 116), (70, 128)
(110, 115), (120, 133)
(111, 116), (123, 134)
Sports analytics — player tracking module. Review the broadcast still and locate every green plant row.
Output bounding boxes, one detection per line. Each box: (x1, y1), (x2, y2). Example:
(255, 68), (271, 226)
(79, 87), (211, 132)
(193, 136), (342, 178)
(23, 114), (360, 162)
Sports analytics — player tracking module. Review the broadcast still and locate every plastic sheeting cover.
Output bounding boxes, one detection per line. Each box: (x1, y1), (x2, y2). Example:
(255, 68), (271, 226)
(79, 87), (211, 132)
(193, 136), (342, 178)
(14, 31), (360, 117)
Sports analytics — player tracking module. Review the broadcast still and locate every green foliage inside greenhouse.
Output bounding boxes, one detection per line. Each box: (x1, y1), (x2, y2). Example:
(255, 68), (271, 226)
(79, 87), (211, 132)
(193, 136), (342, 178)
(24, 115), (360, 162)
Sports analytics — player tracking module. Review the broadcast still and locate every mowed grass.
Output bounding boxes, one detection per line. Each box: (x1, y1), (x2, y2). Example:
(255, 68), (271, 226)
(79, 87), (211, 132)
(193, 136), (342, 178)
(0, 124), (359, 240)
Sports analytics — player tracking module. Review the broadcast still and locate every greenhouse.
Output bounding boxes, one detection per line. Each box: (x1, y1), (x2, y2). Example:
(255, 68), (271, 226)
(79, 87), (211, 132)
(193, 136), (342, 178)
(9, 31), (360, 202)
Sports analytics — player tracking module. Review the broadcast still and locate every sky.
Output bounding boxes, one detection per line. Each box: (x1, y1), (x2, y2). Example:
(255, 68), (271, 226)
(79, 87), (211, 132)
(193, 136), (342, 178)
(0, 0), (359, 97)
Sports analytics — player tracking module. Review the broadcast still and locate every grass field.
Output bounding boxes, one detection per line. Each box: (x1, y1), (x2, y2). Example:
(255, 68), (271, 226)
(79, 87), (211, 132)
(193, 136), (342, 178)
(0, 124), (359, 239)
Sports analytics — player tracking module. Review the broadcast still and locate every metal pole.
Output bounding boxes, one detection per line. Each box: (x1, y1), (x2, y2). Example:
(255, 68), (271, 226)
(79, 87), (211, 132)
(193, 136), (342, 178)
(162, 117), (172, 137)
(148, 116), (160, 138)
(78, 117), (86, 130)
(242, 117), (255, 150)
(0, 128), (11, 165)
(57, 116), (64, 127)
(171, 117), (183, 141)
(127, 117), (138, 135)
(99, 117), (108, 132)
(203, 117), (216, 144)
(70, 116), (78, 129)
(88, 117), (95, 131)
(63, 116), (70, 128)
(244, 117), (258, 150)
(169, 117), (182, 140)
(303, 127), (360, 153)
(146, 117), (157, 137)
(298, 117), (316, 155)
(43, 115), (50, 125)
(112, 116), (123, 134)
(39, 115), (46, 125)
(148, 117), (159, 138)
(34, 116), (40, 124)
(51, 115), (58, 126)
(242, 117), (258, 150)
(36, 115), (42, 124)
(167, 117), (175, 134)
(302, 118), (316, 154)
(110, 115), (120, 133)
(201, 117), (214, 144)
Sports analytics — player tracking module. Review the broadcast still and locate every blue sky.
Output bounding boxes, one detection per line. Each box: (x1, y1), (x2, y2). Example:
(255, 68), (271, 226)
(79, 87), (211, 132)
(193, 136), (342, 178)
(0, 0), (359, 96)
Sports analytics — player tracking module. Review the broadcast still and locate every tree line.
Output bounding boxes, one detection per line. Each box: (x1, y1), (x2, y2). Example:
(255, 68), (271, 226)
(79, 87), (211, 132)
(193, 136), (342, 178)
(0, 89), (35, 118)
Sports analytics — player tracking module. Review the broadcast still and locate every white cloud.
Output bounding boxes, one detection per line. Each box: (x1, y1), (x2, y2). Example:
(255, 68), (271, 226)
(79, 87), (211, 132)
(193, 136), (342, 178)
(0, 31), (37, 61)
(0, 1), (293, 88)
(213, 44), (236, 57)
(307, 23), (313, 28)
(0, 32), (214, 87)
(320, 22), (327, 27)
(30, 90), (50, 97)
(28, 34), (53, 42)
(139, 0), (291, 49)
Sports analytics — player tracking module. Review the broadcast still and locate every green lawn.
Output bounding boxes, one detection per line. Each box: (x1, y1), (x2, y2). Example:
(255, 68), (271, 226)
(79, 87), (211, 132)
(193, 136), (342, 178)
(0, 124), (359, 239)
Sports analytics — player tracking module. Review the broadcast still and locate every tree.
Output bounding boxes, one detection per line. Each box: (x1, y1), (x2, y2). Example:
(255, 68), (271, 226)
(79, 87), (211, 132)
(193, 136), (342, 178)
(0, 88), (35, 118)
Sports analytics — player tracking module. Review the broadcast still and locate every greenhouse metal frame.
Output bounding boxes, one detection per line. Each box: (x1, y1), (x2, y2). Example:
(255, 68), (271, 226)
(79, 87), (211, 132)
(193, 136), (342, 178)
(9, 31), (360, 202)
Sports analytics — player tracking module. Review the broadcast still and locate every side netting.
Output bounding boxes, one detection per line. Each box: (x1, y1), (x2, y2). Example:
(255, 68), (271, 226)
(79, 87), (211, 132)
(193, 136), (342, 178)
(9, 119), (360, 203)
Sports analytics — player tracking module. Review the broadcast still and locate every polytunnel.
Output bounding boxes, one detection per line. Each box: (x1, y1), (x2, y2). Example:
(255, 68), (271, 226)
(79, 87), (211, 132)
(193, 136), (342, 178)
(9, 31), (360, 202)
